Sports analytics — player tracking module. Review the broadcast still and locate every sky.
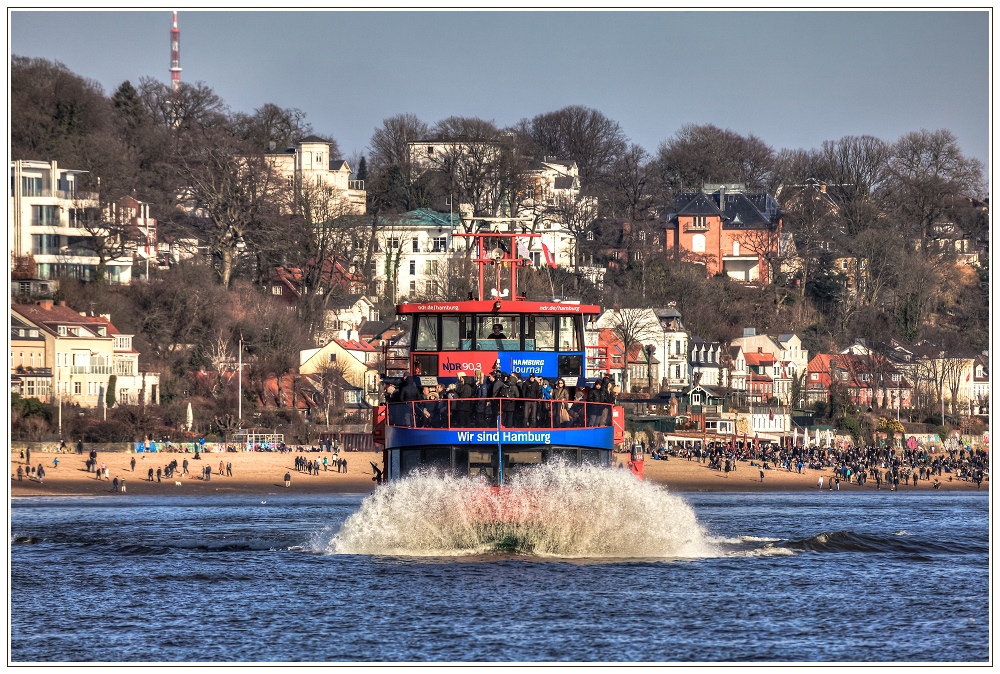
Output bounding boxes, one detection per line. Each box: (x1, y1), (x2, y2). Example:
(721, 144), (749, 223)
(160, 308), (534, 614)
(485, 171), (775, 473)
(9, 9), (992, 176)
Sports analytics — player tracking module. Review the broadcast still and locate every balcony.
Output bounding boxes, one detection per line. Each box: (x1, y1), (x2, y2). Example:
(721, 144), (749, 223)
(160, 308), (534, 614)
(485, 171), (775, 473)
(348, 180), (365, 191)
(19, 188), (98, 201)
(70, 365), (113, 375)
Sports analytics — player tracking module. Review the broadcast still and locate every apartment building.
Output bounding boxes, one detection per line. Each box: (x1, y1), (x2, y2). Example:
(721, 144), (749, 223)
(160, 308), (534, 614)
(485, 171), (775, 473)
(10, 159), (133, 284)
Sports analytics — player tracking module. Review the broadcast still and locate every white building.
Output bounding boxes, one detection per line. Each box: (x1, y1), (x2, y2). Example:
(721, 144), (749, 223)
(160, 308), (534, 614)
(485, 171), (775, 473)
(10, 160), (133, 284)
(266, 136), (366, 215)
(370, 209), (463, 302)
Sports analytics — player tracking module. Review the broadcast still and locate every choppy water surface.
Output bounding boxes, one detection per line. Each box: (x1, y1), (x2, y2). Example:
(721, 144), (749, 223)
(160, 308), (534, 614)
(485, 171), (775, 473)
(10, 466), (989, 663)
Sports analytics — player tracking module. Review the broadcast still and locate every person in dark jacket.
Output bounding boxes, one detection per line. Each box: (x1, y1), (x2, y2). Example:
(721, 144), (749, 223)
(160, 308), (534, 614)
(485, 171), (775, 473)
(397, 376), (421, 426)
(522, 373), (542, 427)
(456, 375), (474, 428)
(499, 375), (520, 428)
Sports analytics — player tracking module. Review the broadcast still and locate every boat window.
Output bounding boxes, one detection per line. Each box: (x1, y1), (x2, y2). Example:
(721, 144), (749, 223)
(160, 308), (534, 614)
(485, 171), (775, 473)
(525, 315), (556, 351)
(557, 316), (579, 350)
(476, 315), (520, 350)
(442, 315), (471, 351)
(415, 315), (439, 351)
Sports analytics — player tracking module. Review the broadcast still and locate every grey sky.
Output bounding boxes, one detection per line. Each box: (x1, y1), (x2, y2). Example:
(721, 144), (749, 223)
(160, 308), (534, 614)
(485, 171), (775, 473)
(9, 10), (991, 174)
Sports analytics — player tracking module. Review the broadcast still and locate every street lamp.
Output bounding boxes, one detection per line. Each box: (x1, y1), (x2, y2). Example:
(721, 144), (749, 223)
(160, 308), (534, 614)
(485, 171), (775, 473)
(238, 333), (243, 423)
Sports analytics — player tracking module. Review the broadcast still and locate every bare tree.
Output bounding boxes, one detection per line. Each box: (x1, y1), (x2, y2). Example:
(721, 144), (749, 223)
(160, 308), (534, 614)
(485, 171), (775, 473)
(606, 143), (653, 220)
(882, 129), (985, 250)
(654, 124), (775, 193)
(173, 127), (285, 286)
(69, 197), (142, 286)
(604, 308), (661, 393)
(368, 112), (429, 181)
(232, 102), (315, 154)
(543, 194), (598, 271)
(517, 105), (628, 188)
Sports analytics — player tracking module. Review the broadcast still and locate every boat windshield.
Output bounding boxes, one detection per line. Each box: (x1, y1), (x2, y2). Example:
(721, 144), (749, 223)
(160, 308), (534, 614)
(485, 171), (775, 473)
(412, 313), (583, 352)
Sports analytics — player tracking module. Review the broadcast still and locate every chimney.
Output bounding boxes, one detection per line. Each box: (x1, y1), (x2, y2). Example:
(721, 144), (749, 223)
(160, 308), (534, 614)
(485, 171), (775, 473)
(38, 299), (54, 310)
(718, 185), (726, 214)
(820, 183), (827, 194)
(58, 300), (67, 307)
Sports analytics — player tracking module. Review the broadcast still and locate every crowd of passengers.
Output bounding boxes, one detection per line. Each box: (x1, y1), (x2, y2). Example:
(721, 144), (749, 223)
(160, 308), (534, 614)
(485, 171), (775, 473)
(384, 367), (618, 429)
(645, 440), (988, 488)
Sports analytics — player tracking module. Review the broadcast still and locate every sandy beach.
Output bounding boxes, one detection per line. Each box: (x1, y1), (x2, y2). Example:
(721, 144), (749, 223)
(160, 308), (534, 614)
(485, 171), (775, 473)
(9, 449), (985, 498)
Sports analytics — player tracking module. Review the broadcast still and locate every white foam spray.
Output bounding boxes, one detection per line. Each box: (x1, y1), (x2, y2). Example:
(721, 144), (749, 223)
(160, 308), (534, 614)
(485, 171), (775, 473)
(324, 462), (716, 558)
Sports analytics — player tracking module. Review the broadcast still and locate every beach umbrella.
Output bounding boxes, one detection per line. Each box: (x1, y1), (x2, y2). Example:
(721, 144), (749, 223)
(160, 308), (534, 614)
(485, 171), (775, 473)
(825, 429), (832, 448)
(793, 428), (798, 447)
(186, 402), (193, 432)
(814, 428), (820, 447)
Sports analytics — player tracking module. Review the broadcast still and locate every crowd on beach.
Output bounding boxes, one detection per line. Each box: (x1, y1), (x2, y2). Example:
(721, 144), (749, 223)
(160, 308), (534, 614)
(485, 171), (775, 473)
(383, 365), (618, 429)
(645, 439), (988, 489)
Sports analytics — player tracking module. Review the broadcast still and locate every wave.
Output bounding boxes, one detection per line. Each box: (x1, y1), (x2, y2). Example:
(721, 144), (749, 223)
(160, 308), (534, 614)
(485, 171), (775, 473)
(778, 530), (984, 555)
(321, 462), (717, 559)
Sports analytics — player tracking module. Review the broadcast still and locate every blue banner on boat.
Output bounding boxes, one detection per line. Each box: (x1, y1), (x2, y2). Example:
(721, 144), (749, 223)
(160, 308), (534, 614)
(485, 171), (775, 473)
(384, 426), (613, 448)
(497, 352), (565, 377)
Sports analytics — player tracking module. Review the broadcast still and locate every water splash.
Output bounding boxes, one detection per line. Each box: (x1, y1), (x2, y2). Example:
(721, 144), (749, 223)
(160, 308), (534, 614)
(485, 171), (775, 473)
(324, 462), (716, 558)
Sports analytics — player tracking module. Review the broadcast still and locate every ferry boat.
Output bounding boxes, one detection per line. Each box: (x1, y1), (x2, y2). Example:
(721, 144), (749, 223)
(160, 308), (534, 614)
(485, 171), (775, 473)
(373, 226), (625, 485)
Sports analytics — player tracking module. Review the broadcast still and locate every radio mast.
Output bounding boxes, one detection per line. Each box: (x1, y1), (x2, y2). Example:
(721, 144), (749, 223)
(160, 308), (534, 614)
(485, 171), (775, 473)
(169, 11), (182, 91)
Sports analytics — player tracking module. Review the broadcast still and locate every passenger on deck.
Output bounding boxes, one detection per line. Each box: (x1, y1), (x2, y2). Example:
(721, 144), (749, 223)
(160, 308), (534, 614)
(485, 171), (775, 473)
(522, 373), (542, 427)
(552, 378), (570, 427)
(455, 375), (474, 428)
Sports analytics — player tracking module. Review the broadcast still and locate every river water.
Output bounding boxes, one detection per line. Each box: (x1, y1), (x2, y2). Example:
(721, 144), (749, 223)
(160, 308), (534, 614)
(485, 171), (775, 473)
(9, 465), (990, 663)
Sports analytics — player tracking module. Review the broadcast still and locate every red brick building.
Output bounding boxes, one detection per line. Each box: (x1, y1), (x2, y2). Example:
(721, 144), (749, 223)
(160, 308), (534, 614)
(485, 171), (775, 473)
(665, 183), (783, 282)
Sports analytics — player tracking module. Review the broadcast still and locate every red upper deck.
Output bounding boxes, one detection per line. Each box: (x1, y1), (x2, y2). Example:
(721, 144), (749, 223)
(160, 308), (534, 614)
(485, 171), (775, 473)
(396, 299), (602, 315)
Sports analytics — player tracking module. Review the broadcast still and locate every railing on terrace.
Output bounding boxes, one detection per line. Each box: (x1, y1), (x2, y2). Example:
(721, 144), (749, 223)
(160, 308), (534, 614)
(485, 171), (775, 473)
(348, 180), (365, 191)
(385, 397), (614, 431)
(19, 188), (98, 201)
(70, 365), (113, 375)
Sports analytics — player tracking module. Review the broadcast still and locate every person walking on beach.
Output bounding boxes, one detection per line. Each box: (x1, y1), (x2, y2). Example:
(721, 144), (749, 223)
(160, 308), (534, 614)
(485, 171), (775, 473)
(113, 476), (119, 492)
(818, 476), (824, 489)
(183, 458), (189, 476)
(37, 465), (45, 484)
(26, 448), (30, 467)
(219, 460), (225, 477)
(148, 467), (154, 481)
(120, 478), (126, 493)
(759, 468), (765, 482)
(156, 468), (161, 483)
(284, 472), (291, 488)
(17, 465), (23, 481)
(130, 456), (136, 472)
(226, 462), (232, 477)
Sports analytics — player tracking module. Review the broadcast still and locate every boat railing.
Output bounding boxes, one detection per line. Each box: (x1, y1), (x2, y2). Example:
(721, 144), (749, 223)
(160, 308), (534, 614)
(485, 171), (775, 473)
(386, 397), (614, 430)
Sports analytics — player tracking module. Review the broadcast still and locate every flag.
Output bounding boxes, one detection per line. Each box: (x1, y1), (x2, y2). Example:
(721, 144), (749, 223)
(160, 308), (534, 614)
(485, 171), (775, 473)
(516, 238), (531, 261)
(966, 373), (971, 382)
(541, 242), (557, 268)
(769, 408), (775, 420)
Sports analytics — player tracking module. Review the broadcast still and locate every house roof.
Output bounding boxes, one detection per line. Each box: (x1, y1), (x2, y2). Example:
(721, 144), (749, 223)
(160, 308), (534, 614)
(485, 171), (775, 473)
(334, 338), (377, 352)
(12, 303), (114, 340)
(669, 186), (780, 229)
